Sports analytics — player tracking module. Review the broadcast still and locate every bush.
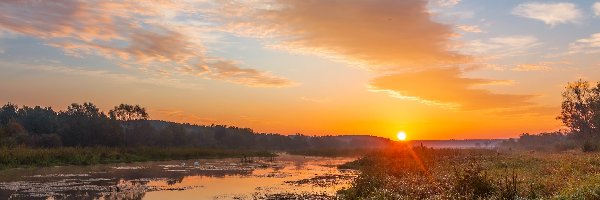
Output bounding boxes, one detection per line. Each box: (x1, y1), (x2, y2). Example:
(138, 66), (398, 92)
(454, 165), (496, 199)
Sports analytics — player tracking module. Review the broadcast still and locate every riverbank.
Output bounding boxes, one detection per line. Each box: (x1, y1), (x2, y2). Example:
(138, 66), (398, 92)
(0, 147), (274, 170)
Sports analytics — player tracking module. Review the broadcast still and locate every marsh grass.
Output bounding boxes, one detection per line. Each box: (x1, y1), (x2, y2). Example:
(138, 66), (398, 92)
(0, 147), (274, 170)
(338, 146), (600, 199)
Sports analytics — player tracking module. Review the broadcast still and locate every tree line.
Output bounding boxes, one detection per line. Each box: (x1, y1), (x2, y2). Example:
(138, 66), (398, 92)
(0, 102), (391, 150)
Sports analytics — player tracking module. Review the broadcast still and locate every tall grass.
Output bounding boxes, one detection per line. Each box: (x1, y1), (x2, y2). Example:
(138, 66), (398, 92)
(338, 145), (600, 199)
(0, 147), (274, 170)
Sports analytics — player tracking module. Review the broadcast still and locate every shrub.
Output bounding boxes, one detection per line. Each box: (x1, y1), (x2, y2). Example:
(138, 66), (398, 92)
(454, 165), (496, 199)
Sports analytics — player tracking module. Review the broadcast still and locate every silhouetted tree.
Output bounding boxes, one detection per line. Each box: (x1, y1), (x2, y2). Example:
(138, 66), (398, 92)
(557, 80), (600, 139)
(58, 102), (122, 146)
(17, 106), (58, 134)
(0, 103), (18, 124)
(109, 104), (148, 121)
(109, 104), (149, 146)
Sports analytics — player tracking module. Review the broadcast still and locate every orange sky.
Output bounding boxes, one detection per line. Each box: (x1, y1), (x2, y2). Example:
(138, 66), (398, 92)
(1, 0), (599, 140)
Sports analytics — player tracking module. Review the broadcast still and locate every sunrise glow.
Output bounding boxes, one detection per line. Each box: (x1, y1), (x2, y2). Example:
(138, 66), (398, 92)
(397, 131), (407, 141)
(0, 0), (597, 140)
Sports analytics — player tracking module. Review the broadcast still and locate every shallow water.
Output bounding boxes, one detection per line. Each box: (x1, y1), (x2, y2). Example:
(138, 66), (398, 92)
(0, 154), (357, 199)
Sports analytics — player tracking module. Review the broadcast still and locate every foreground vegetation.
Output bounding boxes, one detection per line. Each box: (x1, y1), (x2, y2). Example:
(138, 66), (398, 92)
(0, 147), (274, 170)
(338, 145), (600, 199)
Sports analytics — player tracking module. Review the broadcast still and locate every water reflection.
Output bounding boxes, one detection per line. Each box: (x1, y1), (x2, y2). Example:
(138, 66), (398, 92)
(0, 155), (356, 200)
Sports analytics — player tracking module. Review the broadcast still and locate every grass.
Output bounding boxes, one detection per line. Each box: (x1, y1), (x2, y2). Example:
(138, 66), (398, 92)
(338, 144), (600, 199)
(0, 147), (275, 170)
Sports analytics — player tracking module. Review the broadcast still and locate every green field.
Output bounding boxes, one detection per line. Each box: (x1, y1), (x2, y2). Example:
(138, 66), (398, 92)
(338, 145), (600, 199)
(0, 147), (274, 170)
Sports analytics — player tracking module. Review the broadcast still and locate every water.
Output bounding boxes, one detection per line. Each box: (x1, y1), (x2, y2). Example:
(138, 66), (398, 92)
(0, 154), (357, 199)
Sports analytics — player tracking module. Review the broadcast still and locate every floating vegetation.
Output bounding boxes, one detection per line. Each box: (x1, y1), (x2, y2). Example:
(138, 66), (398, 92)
(255, 192), (336, 200)
(285, 174), (355, 187)
(111, 166), (147, 170)
(0, 155), (356, 199)
(26, 173), (90, 178)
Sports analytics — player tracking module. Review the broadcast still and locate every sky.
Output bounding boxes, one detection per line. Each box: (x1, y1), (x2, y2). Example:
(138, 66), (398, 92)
(1, 0), (600, 140)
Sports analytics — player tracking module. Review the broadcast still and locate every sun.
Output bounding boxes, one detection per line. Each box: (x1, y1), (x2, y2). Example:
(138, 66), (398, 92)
(397, 131), (407, 141)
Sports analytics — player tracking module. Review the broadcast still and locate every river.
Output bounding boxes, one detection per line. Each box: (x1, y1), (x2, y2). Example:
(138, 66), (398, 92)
(0, 154), (357, 199)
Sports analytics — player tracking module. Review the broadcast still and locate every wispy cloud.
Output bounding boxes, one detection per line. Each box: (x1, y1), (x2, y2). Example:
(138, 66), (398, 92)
(594, 2), (600, 17)
(430, 0), (461, 8)
(0, 60), (202, 90)
(568, 33), (600, 54)
(456, 25), (482, 33)
(511, 64), (551, 72)
(0, 0), (294, 87)
(369, 68), (535, 110)
(512, 2), (582, 26)
(460, 35), (540, 59)
(206, 60), (296, 87)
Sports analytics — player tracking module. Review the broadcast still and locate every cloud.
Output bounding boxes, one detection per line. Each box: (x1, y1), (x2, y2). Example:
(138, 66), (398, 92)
(206, 60), (296, 87)
(0, 60), (202, 90)
(369, 68), (534, 110)
(460, 35), (540, 59)
(430, 0), (461, 8)
(456, 25), (482, 33)
(512, 2), (582, 26)
(594, 2), (600, 16)
(568, 33), (600, 54)
(218, 0), (468, 70)
(0, 0), (293, 87)
(511, 64), (550, 72)
(214, 0), (543, 111)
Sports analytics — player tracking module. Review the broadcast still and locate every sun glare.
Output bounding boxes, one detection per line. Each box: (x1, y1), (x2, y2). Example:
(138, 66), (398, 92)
(397, 131), (407, 141)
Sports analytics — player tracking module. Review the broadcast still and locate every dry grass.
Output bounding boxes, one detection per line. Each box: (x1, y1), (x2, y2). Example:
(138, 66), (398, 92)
(338, 145), (600, 199)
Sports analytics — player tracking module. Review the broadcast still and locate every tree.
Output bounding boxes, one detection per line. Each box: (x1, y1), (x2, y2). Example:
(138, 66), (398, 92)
(4, 119), (28, 147)
(0, 103), (18, 125)
(108, 104), (148, 121)
(5, 119), (26, 137)
(17, 106), (58, 135)
(557, 80), (600, 139)
(108, 104), (148, 146)
(63, 103), (102, 118)
(58, 102), (122, 147)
